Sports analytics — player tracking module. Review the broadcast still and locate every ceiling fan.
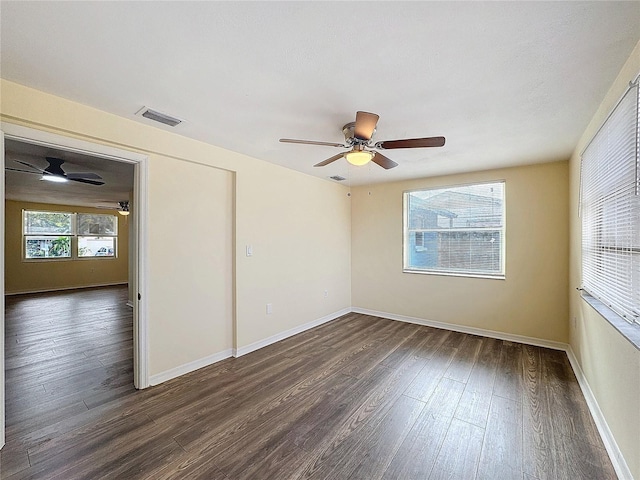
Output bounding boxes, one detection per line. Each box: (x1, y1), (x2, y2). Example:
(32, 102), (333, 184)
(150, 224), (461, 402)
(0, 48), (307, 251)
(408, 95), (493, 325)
(6, 157), (105, 185)
(96, 200), (130, 216)
(280, 111), (445, 169)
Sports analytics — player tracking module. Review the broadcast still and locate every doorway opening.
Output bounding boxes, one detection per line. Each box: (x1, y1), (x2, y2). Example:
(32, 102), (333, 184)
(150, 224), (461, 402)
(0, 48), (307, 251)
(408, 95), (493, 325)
(1, 124), (149, 449)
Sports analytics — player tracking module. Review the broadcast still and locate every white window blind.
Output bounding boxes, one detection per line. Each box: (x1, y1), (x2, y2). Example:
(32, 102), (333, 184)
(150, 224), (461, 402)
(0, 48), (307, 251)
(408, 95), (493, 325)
(581, 80), (640, 325)
(404, 181), (505, 278)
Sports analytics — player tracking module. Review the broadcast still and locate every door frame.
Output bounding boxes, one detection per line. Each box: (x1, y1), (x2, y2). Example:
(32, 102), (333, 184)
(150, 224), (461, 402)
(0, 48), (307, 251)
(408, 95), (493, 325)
(0, 123), (150, 448)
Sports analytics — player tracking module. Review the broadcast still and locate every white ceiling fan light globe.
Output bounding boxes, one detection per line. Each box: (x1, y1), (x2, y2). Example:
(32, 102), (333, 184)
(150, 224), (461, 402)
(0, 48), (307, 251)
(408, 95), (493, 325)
(345, 150), (374, 166)
(41, 174), (68, 183)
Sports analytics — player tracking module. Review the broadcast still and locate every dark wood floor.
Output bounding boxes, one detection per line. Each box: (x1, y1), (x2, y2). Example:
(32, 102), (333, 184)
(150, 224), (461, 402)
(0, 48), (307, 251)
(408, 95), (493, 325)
(1, 287), (616, 479)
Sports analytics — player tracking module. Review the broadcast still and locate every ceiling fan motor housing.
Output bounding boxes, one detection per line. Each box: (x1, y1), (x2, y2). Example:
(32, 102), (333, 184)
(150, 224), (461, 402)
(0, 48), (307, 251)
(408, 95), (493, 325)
(342, 122), (374, 146)
(44, 157), (67, 177)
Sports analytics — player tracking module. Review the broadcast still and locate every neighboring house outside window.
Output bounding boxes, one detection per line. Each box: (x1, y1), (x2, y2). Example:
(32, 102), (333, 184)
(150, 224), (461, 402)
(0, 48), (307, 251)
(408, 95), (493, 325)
(404, 181), (505, 278)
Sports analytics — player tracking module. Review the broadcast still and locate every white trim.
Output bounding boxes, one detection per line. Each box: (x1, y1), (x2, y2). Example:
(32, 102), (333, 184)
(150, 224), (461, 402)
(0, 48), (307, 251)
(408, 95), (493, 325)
(351, 307), (567, 351)
(565, 347), (633, 480)
(149, 349), (234, 386)
(233, 308), (351, 357)
(133, 149), (150, 389)
(0, 123), (148, 163)
(4, 282), (128, 296)
(1, 122), (150, 393)
(0, 130), (6, 449)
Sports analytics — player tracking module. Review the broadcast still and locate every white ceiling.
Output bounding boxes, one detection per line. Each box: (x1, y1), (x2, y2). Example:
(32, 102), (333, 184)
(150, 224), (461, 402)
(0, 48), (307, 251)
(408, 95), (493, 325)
(2, 1), (639, 187)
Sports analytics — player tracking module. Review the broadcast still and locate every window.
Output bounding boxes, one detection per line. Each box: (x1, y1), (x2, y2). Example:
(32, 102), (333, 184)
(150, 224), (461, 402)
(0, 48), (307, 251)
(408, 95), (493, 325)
(581, 79), (639, 326)
(77, 213), (118, 257)
(23, 210), (118, 260)
(404, 181), (505, 278)
(23, 210), (73, 258)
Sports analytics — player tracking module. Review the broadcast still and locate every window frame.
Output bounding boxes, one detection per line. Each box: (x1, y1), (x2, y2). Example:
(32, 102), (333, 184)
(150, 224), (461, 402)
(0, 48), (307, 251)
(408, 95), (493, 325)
(403, 180), (506, 279)
(22, 209), (119, 262)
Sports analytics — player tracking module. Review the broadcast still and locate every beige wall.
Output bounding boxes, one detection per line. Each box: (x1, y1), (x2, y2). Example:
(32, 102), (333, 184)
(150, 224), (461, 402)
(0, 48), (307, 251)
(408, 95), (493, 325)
(352, 161), (569, 343)
(147, 158), (234, 374)
(1, 79), (352, 377)
(5, 200), (129, 294)
(568, 40), (640, 478)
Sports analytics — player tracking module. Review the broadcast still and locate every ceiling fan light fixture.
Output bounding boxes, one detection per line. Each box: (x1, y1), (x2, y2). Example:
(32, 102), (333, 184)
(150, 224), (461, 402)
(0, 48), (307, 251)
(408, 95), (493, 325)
(118, 201), (130, 216)
(41, 174), (68, 183)
(344, 150), (373, 166)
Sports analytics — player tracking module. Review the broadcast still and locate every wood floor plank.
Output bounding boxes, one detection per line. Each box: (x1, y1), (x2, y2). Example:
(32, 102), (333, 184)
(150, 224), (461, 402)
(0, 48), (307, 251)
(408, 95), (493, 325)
(403, 345), (458, 402)
(554, 433), (617, 480)
(492, 340), (525, 402)
(299, 395), (425, 480)
(380, 326), (450, 370)
(476, 394), (523, 480)
(3, 287), (617, 480)
(443, 334), (483, 383)
(544, 353), (602, 448)
(382, 411), (452, 480)
(453, 337), (503, 429)
(522, 345), (558, 480)
(0, 442), (31, 478)
(428, 417), (485, 480)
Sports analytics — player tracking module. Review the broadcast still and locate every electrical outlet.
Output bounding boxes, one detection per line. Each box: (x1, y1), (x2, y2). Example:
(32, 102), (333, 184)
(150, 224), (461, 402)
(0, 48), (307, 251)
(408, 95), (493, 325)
(266, 303), (272, 315)
(324, 290), (328, 298)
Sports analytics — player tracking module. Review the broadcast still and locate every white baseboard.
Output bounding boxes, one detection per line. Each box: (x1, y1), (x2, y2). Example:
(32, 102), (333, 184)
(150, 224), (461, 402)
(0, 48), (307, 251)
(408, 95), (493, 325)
(233, 307), (351, 357)
(565, 347), (633, 480)
(149, 348), (234, 386)
(142, 307), (352, 385)
(5, 282), (128, 296)
(351, 307), (568, 351)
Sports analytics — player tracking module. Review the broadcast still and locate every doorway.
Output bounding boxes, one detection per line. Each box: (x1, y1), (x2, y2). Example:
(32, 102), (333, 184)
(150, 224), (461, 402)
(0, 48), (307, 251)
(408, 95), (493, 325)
(0, 123), (149, 449)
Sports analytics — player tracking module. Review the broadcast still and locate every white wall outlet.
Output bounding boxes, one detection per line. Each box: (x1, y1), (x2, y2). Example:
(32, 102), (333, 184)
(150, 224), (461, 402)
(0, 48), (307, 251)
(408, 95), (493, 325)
(246, 245), (253, 257)
(266, 303), (272, 315)
(324, 290), (328, 298)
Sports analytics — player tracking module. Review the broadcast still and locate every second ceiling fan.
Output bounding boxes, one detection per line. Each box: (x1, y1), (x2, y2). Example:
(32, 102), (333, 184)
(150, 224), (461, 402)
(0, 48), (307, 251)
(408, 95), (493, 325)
(280, 111), (445, 169)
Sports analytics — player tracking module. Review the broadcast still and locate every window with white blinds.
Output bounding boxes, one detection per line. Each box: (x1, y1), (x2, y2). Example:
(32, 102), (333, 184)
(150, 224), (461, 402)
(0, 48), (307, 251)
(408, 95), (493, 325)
(404, 181), (505, 278)
(581, 80), (640, 326)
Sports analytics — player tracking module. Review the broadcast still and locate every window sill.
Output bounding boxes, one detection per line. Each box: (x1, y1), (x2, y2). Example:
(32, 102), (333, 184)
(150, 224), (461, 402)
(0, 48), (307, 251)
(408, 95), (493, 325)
(403, 269), (505, 280)
(580, 292), (640, 351)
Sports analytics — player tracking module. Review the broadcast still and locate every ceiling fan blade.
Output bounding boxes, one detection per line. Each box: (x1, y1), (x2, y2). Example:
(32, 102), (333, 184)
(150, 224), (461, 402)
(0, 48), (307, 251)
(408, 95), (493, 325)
(67, 172), (103, 180)
(14, 159), (46, 173)
(280, 138), (346, 148)
(354, 111), (379, 141)
(376, 136), (446, 149)
(69, 177), (105, 186)
(371, 152), (398, 170)
(314, 153), (345, 167)
(5, 167), (43, 175)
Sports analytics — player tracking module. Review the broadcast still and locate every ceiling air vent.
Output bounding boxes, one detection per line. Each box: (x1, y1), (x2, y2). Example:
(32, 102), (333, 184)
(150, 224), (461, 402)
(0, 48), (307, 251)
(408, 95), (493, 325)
(330, 175), (346, 181)
(136, 107), (182, 127)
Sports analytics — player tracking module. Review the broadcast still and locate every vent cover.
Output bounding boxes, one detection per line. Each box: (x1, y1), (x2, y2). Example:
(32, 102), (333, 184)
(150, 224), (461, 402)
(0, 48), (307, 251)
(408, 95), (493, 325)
(136, 107), (182, 127)
(329, 175), (346, 181)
